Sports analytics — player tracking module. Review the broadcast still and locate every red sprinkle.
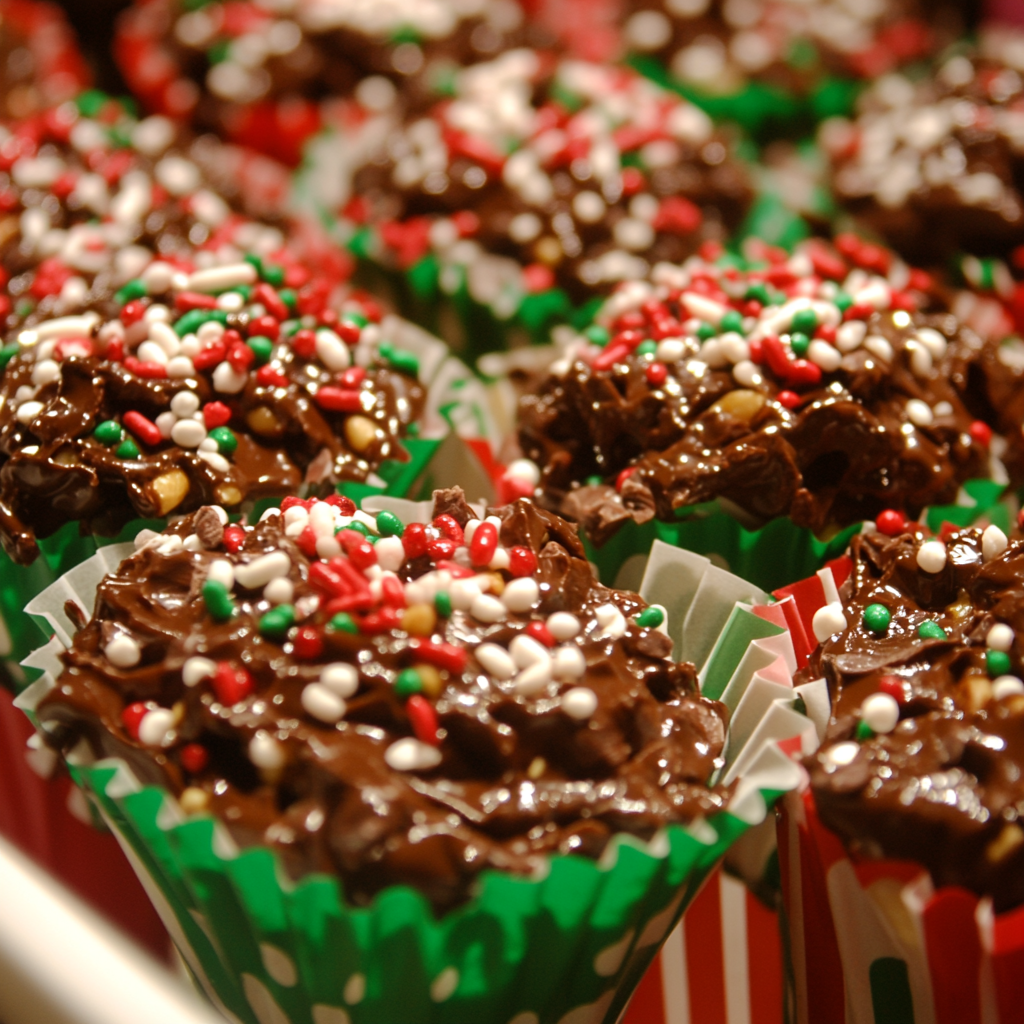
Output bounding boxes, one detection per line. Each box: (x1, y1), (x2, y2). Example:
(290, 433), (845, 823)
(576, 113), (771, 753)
(254, 283), (288, 321)
(410, 640), (468, 674)
(645, 362), (668, 387)
(407, 695), (440, 746)
(526, 621), (556, 648)
(347, 539), (377, 570)
(761, 336), (791, 378)
(256, 365), (288, 387)
(180, 743), (209, 774)
(121, 702), (149, 740)
(593, 342), (631, 372)
(223, 525), (245, 553)
(203, 401), (232, 429)
(121, 299), (148, 326)
(787, 359), (822, 388)
(325, 494), (356, 514)
(228, 341), (255, 373)
(875, 509), (907, 536)
(969, 421), (993, 447)
(291, 329), (316, 359)
(293, 626), (324, 660)
(433, 514), (464, 545)
(433, 560), (476, 579)
(174, 291), (218, 312)
(123, 410), (162, 447)
(777, 390), (801, 410)
(427, 538), (458, 561)
(508, 546), (537, 578)
(124, 356), (167, 379)
(297, 525), (319, 557)
(316, 387), (362, 413)
(381, 575), (407, 608)
(878, 675), (909, 705)
(340, 366), (366, 389)
(248, 314), (280, 340)
(336, 320), (361, 345)
(469, 522), (498, 567)
(192, 341), (227, 371)
(212, 663), (253, 705)
(402, 522), (428, 559)
(358, 608), (401, 634)
(615, 467), (636, 492)
(281, 496), (305, 511)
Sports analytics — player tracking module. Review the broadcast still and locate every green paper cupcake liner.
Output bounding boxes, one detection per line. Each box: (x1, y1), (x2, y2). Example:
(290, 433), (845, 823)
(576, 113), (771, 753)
(18, 517), (813, 1024)
(0, 316), (496, 694)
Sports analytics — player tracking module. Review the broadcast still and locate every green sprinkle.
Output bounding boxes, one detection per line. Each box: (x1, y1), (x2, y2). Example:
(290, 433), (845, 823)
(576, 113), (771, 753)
(987, 649), (1012, 678)
(918, 621), (947, 640)
(635, 606), (665, 629)
(76, 90), (109, 117)
(435, 592), (452, 619)
(346, 520), (369, 537)
(855, 719), (874, 742)
(791, 309), (818, 335)
(833, 291), (853, 313)
(202, 580), (235, 622)
(247, 336), (273, 364)
(585, 324), (610, 347)
(15, 299), (34, 318)
(978, 258), (996, 292)
(793, 694), (808, 717)
(863, 604), (891, 633)
(635, 340), (657, 357)
(378, 343), (419, 377)
(278, 288), (298, 311)
(175, 308), (228, 337)
(407, 421), (420, 437)
(745, 283), (771, 306)
(115, 279), (146, 305)
(0, 343), (19, 370)
(94, 420), (124, 446)
(259, 605), (295, 639)
(342, 310), (369, 328)
(585, 475), (604, 486)
(209, 426), (237, 456)
(207, 39), (230, 64)
(330, 612), (359, 634)
(789, 332), (810, 358)
(243, 253), (264, 276)
(116, 438), (139, 459)
(376, 510), (404, 537)
(696, 322), (716, 341)
(262, 264), (285, 287)
(394, 668), (423, 697)
(720, 310), (744, 335)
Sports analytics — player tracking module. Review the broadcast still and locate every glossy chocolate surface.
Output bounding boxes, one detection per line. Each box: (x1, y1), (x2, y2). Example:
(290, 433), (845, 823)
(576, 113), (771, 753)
(802, 525), (1024, 910)
(38, 490), (729, 910)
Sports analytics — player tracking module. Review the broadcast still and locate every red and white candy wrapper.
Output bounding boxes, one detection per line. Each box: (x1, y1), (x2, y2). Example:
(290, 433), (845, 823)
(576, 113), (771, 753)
(623, 866), (785, 1024)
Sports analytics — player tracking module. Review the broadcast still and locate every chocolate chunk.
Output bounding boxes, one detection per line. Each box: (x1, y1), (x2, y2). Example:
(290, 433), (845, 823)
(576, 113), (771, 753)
(193, 507), (225, 551)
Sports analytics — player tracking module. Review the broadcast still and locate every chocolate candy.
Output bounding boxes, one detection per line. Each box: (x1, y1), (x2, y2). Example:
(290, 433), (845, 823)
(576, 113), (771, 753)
(823, 34), (1024, 267)
(115, 0), (540, 165)
(802, 522), (1024, 911)
(328, 52), (751, 322)
(36, 488), (729, 910)
(516, 237), (997, 546)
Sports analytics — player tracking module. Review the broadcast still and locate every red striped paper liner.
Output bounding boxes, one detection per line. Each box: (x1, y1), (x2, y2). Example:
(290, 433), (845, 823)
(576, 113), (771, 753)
(622, 867), (784, 1024)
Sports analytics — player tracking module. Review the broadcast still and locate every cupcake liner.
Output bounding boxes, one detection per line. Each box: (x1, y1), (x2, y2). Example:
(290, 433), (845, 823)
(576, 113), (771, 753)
(0, 316), (492, 693)
(16, 530), (815, 1024)
(779, 788), (1024, 1024)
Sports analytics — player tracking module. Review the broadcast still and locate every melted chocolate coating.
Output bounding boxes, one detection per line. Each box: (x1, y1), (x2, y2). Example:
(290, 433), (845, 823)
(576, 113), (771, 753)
(38, 491), (730, 911)
(518, 247), (990, 547)
(802, 526), (1024, 911)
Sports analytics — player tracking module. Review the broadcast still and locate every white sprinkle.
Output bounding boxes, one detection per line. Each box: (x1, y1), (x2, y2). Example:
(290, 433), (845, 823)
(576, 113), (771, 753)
(475, 643), (516, 680)
(547, 612), (581, 640)
(514, 659), (553, 696)
(234, 551), (291, 590)
(183, 656), (216, 687)
(316, 535), (342, 560)
(15, 401), (44, 425)
(167, 356), (196, 379)
(561, 687), (598, 719)
(906, 340), (932, 378)
(138, 708), (176, 748)
(656, 338), (687, 363)
(987, 624), (1015, 652)
(212, 361), (248, 394)
(553, 645), (586, 680)
(170, 390), (201, 418)
(198, 450), (231, 473)
(836, 320), (867, 352)
(905, 399), (933, 427)
(31, 359), (61, 386)
(450, 578), (482, 611)
(863, 335), (894, 364)
(264, 577), (294, 605)
(207, 559), (235, 590)
(573, 190), (606, 223)
(808, 340), (842, 372)
(916, 540), (947, 574)
(315, 329), (351, 371)
(471, 593), (506, 624)
(509, 634), (548, 669)
(188, 262), (258, 294)
(812, 602), (848, 643)
(155, 411), (177, 439)
(301, 683), (346, 724)
(982, 524), (1008, 561)
(141, 261), (176, 294)
(321, 663), (359, 698)
(824, 741), (860, 768)
(137, 341), (170, 366)
(149, 320), (182, 357)
(375, 536), (406, 572)
(595, 603), (627, 640)
(248, 732), (285, 771)
(916, 327), (947, 358)
(104, 634), (141, 668)
(731, 359), (761, 388)
(506, 458), (541, 487)
(502, 577), (539, 613)
(184, 534), (203, 552)
(489, 547), (510, 571)
(860, 693), (900, 734)
(384, 737), (442, 772)
(993, 676), (1024, 699)
(171, 418), (207, 448)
